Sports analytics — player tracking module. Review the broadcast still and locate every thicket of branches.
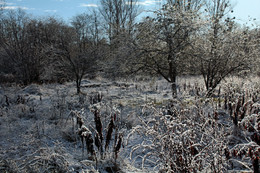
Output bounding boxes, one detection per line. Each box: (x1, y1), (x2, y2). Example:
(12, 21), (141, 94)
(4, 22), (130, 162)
(0, 0), (259, 96)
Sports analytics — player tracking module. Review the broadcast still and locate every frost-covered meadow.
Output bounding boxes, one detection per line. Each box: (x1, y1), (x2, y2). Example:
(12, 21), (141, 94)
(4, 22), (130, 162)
(1, 0), (260, 171)
(0, 76), (259, 172)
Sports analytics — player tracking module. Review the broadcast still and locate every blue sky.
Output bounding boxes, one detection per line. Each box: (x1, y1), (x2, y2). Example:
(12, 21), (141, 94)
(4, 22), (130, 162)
(231, 0), (260, 26)
(2, 0), (260, 26)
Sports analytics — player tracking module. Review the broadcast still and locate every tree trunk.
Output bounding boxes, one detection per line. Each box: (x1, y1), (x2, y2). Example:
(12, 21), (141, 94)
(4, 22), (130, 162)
(169, 58), (177, 98)
(76, 78), (81, 94)
(77, 85), (81, 94)
(206, 88), (214, 97)
(205, 77), (221, 97)
(171, 82), (177, 98)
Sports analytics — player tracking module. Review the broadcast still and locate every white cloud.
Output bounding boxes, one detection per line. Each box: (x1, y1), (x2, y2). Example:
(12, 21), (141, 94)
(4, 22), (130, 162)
(0, 2), (15, 5)
(3, 6), (29, 10)
(80, 3), (98, 8)
(44, 9), (57, 13)
(0, 1), (31, 10)
(126, 0), (162, 6)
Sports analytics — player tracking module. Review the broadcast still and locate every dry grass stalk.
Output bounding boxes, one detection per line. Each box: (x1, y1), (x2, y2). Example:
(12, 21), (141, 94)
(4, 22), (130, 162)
(105, 116), (115, 151)
(94, 109), (103, 143)
(114, 133), (123, 160)
(95, 133), (103, 154)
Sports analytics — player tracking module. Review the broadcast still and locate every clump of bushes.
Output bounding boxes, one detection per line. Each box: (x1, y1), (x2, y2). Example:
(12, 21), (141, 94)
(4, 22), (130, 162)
(66, 103), (125, 171)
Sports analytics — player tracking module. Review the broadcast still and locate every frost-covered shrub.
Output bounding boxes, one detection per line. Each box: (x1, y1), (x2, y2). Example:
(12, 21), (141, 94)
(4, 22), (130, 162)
(0, 159), (19, 172)
(66, 104), (125, 166)
(18, 144), (69, 173)
(21, 84), (42, 95)
(128, 100), (259, 172)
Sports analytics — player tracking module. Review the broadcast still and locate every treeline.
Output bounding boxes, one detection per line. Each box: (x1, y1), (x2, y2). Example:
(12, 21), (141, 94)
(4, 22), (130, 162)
(0, 0), (259, 96)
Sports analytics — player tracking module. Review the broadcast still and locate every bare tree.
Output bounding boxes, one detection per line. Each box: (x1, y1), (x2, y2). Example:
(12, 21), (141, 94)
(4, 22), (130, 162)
(250, 28), (260, 75)
(71, 12), (103, 47)
(130, 0), (203, 97)
(0, 9), (45, 84)
(194, 0), (256, 96)
(0, 0), (5, 14)
(99, 0), (140, 43)
(46, 14), (103, 93)
(0, 0), (5, 66)
(98, 0), (141, 79)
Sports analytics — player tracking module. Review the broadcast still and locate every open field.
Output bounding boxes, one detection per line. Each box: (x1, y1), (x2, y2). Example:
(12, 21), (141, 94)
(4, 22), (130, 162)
(0, 76), (259, 172)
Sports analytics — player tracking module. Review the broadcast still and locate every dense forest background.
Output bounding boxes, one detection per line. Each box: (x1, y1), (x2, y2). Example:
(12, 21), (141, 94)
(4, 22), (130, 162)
(0, 0), (259, 96)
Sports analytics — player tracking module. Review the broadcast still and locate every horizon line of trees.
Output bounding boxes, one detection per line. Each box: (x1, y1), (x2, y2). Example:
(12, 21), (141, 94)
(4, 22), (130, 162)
(0, 0), (259, 96)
